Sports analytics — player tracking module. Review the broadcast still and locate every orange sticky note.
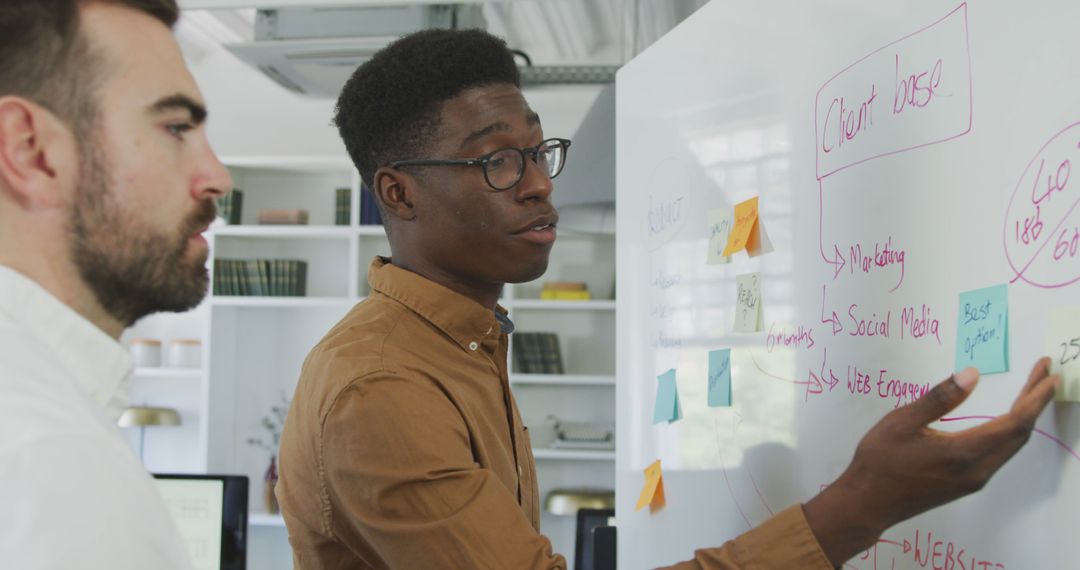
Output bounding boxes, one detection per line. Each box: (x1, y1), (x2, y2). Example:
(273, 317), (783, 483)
(634, 459), (666, 512)
(722, 197), (759, 256)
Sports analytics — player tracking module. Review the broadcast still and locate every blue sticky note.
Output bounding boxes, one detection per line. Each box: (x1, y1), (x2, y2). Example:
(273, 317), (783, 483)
(955, 285), (1009, 374)
(653, 369), (682, 424)
(708, 349), (732, 407)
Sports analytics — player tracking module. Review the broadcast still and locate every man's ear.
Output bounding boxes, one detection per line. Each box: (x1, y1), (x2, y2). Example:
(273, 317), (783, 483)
(0, 96), (75, 210)
(372, 167), (418, 222)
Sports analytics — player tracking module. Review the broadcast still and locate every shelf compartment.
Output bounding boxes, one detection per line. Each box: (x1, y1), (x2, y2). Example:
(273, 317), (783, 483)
(510, 374), (615, 386)
(506, 299), (616, 311)
(212, 226), (354, 239)
(248, 512), (286, 527)
(133, 367), (202, 379)
(210, 296), (359, 308)
(220, 156), (353, 172)
(532, 448), (615, 461)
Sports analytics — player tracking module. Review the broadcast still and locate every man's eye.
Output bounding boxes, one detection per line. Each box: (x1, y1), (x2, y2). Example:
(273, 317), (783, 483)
(488, 156), (507, 170)
(166, 123), (194, 139)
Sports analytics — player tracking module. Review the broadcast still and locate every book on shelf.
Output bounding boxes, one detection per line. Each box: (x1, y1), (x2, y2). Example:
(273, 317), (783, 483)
(257, 209), (309, 225)
(216, 188), (243, 225)
(213, 258), (308, 297)
(512, 332), (564, 374)
(540, 281), (591, 301)
(540, 290), (592, 301)
(359, 184), (384, 226)
(335, 187), (351, 226)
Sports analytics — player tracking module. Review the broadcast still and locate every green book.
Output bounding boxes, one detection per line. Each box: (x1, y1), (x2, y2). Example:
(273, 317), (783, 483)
(286, 260), (296, 296)
(295, 260), (308, 297)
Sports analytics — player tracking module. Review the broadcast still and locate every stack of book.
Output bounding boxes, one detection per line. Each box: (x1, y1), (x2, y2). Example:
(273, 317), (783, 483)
(335, 188), (351, 226)
(359, 184), (384, 226)
(540, 281), (591, 301)
(512, 332), (564, 374)
(217, 189), (243, 225)
(257, 209), (309, 225)
(213, 259), (308, 297)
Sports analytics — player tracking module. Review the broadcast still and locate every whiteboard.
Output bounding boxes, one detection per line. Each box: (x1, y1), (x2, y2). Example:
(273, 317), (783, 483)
(614, 1), (1080, 568)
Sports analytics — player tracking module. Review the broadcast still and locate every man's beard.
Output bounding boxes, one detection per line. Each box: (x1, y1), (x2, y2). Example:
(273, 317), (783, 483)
(69, 143), (217, 327)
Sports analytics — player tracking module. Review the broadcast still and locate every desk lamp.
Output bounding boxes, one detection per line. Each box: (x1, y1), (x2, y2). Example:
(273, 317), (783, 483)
(117, 406), (181, 463)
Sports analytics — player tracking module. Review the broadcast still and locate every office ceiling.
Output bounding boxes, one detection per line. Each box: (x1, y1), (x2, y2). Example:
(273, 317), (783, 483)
(178, 0), (711, 68)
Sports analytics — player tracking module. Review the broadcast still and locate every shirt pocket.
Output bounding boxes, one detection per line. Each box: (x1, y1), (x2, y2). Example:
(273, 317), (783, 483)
(519, 426), (541, 529)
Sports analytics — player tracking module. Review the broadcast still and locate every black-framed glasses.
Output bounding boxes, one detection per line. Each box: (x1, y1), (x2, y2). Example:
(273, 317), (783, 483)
(390, 137), (572, 191)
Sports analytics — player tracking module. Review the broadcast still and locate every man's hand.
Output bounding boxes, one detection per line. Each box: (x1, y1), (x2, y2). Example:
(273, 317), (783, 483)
(804, 357), (1060, 566)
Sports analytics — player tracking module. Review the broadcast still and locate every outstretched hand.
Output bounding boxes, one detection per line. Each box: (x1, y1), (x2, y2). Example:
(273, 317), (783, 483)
(804, 357), (1060, 566)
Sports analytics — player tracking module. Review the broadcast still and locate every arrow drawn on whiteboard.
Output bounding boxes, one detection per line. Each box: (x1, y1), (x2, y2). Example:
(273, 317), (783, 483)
(819, 180), (847, 278)
(941, 415), (1080, 462)
(748, 349), (818, 399)
(748, 349), (838, 401)
(820, 284), (844, 335)
(877, 537), (911, 554)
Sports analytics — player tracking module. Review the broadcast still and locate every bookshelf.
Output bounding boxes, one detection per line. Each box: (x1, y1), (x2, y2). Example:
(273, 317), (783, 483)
(132, 157), (614, 568)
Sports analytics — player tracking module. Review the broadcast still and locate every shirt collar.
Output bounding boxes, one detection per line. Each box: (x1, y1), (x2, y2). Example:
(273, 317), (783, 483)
(367, 257), (510, 351)
(0, 265), (133, 413)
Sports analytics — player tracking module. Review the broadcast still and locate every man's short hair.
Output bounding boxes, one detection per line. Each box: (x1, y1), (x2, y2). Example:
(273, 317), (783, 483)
(0, 0), (180, 134)
(334, 29), (522, 190)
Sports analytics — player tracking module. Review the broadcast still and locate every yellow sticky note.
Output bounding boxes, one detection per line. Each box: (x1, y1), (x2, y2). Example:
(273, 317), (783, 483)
(722, 197), (759, 256)
(634, 459), (666, 512)
(1046, 307), (1080, 401)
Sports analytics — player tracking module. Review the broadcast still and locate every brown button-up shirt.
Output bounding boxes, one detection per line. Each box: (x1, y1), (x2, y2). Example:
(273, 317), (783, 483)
(277, 257), (833, 569)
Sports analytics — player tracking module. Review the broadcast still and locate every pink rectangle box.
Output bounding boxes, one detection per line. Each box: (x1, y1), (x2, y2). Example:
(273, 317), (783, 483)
(815, 3), (972, 180)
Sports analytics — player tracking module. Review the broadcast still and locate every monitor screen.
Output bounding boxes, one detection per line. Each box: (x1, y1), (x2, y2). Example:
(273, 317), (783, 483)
(154, 474), (248, 570)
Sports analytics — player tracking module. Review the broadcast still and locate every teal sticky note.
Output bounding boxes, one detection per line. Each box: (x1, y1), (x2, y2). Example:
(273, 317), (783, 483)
(653, 369), (682, 424)
(955, 285), (1009, 374)
(708, 349), (732, 407)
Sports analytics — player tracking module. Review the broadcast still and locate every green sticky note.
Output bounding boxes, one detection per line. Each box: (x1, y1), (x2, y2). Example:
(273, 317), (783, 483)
(708, 349), (732, 407)
(955, 285), (1009, 374)
(653, 369), (682, 424)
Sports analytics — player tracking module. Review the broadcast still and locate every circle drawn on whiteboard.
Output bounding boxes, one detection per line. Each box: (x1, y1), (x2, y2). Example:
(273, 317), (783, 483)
(1003, 121), (1080, 289)
(646, 156), (692, 252)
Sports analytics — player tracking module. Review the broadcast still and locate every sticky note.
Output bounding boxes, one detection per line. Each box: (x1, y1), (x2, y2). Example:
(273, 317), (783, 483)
(653, 369), (682, 424)
(955, 285), (1009, 374)
(1045, 307), (1080, 402)
(734, 273), (764, 333)
(746, 213), (774, 258)
(706, 208), (733, 265)
(722, 197), (759, 256)
(721, 197), (773, 258)
(634, 459), (666, 512)
(708, 349), (733, 407)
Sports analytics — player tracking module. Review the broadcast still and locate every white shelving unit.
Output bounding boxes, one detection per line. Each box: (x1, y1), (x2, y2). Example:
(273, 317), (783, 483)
(133, 367), (203, 379)
(134, 156), (614, 569)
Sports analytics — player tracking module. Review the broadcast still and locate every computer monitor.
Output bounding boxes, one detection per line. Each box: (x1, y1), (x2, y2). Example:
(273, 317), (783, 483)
(575, 508), (615, 570)
(153, 474), (248, 570)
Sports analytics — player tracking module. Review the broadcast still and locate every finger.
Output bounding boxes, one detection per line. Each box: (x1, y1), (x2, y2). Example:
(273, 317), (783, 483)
(895, 368), (979, 430)
(944, 372), (1060, 473)
(1010, 371), (1060, 426)
(1018, 357), (1053, 398)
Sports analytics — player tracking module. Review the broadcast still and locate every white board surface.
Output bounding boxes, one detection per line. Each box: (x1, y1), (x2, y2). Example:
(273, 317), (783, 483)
(615, 1), (1080, 568)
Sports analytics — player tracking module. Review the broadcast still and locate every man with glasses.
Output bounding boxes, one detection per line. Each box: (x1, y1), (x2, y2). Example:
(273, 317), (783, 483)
(277, 28), (1059, 569)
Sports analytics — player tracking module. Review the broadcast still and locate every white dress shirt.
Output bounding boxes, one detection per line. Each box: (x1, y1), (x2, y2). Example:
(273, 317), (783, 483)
(0, 266), (193, 570)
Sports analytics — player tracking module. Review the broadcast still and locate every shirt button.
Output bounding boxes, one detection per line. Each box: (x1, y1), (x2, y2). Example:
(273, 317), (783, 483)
(518, 465), (523, 475)
(468, 341), (479, 351)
